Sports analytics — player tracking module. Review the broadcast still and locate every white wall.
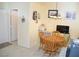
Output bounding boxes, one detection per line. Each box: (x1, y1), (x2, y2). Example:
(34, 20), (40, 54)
(4, 2), (30, 48)
(0, 2), (30, 48)
(40, 2), (79, 39)
(28, 3), (42, 48)
(58, 2), (79, 39)
(1, 2), (79, 48)
(41, 2), (79, 39)
(0, 8), (9, 44)
(29, 2), (79, 48)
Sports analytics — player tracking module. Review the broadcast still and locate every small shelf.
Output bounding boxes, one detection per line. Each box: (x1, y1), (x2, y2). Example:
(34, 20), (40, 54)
(49, 16), (62, 19)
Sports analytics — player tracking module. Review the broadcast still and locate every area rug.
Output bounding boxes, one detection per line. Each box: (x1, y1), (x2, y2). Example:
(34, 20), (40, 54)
(0, 42), (12, 49)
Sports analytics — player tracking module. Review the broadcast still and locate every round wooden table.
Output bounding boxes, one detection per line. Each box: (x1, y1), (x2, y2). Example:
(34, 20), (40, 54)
(39, 32), (66, 55)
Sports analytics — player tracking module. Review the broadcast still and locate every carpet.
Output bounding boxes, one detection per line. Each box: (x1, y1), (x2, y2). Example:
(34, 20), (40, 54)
(0, 42), (12, 49)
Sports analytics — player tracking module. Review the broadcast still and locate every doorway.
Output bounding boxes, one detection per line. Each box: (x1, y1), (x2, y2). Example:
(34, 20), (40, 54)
(10, 9), (18, 42)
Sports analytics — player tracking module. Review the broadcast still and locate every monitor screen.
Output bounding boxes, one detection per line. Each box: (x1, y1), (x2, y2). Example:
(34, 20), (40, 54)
(56, 25), (69, 34)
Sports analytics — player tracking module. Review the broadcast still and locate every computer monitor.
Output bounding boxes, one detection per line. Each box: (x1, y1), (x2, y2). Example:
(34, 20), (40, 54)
(56, 25), (69, 34)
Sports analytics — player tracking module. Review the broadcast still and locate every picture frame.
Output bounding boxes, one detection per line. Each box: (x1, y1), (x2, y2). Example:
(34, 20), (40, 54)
(48, 10), (58, 18)
(66, 11), (76, 20)
(33, 11), (37, 20)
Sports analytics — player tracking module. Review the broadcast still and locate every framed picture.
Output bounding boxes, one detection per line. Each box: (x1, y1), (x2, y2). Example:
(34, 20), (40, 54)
(48, 10), (58, 18)
(33, 11), (37, 20)
(66, 11), (76, 20)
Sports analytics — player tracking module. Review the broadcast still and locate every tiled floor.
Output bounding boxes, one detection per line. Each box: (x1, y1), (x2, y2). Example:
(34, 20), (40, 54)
(0, 41), (67, 57)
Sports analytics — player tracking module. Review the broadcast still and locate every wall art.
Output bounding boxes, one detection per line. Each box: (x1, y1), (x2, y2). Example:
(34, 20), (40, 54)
(66, 11), (76, 20)
(48, 10), (58, 18)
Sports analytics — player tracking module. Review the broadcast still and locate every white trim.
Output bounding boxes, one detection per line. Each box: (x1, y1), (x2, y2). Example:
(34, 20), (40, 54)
(9, 8), (19, 42)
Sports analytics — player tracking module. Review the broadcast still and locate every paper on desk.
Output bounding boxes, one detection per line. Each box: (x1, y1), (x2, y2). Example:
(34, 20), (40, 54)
(73, 39), (79, 44)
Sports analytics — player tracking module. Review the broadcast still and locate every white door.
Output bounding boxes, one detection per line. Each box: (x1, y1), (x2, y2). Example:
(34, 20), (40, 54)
(10, 9), (18, 41)
(0, 8), (9, 43)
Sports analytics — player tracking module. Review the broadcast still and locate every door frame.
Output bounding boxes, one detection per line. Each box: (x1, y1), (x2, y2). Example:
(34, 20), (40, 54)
(9, 8), (18, 42)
